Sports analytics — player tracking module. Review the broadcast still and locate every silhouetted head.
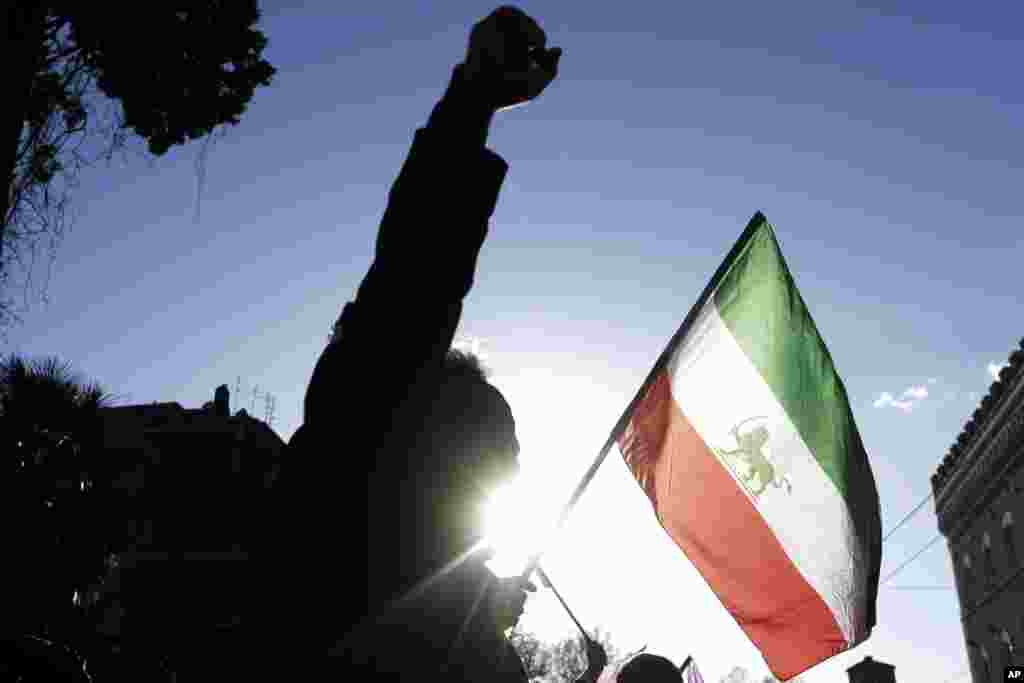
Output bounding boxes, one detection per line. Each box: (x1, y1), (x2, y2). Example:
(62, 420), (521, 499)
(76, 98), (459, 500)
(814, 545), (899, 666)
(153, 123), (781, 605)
(422, 349), (520, 547)
(617, 654), (682, 683)
(436, 349), (519, 484)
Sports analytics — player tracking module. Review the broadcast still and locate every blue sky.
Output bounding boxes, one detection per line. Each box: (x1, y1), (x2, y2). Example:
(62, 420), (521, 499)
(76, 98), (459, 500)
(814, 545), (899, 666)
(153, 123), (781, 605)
(6, 2), (1023, 680)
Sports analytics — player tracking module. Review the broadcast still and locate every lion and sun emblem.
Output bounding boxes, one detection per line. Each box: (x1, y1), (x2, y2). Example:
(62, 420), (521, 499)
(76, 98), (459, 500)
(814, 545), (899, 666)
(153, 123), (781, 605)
(713, 416), (793, 501)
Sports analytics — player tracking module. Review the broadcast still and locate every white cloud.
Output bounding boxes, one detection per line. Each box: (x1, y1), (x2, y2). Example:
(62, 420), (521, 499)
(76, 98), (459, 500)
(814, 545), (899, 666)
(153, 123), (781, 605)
(988, 362), (1009, 381)
(902, 385), (928, 400)
(873, 384), (929, 412)
(873, 392), (913, 412)
(872, 392), (894, 408)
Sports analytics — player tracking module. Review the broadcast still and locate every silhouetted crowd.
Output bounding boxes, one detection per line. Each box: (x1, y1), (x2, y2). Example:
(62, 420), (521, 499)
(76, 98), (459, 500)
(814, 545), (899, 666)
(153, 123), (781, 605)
(4, 6), (691, 682)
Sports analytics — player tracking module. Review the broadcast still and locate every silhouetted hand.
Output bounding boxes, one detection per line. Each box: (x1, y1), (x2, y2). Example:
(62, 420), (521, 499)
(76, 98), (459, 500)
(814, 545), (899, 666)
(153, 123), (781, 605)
(577, 636), (608, 683)
(491, 575), (537, 634)
(462, 6), (562, 111)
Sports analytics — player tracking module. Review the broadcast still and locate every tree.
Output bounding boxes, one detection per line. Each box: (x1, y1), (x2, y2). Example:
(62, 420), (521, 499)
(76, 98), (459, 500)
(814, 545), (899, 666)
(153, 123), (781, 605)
(509, 628), (553, 680)
(0, 354), (117, 677)
(509, 627), (622, 683)
(3, 2), (276, 333)
(721, 665), (751, 683)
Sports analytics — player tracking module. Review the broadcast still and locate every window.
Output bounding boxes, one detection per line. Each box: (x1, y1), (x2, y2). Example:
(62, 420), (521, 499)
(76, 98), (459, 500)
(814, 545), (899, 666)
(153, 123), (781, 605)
(982, 532), (995, 588)
(1000, 628), (1016, 656)
(1003, 511), (1018, 569)
(960, 552), (974, 600)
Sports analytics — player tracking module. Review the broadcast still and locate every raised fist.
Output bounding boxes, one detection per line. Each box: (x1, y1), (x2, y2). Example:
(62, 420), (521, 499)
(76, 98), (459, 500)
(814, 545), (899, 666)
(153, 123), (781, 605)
(462, 6), (562, 111)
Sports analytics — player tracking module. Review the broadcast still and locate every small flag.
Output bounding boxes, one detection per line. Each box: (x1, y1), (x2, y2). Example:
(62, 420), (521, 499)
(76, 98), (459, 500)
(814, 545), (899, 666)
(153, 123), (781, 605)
(616, 213), (882, 680)
(681, 656), (705, 683)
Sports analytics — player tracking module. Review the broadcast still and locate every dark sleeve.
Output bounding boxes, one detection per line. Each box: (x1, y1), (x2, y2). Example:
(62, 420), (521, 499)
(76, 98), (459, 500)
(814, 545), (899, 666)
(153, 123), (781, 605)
(459, 566), (531, 683)
(273, 68), (509, 657)
(302, 65), (508, 431)
(501, 638), (531, 683)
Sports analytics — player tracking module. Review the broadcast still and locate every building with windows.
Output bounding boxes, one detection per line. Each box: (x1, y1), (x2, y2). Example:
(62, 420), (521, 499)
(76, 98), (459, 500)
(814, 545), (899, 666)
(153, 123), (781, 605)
(932, 339), (1024, 682)
(81, 384), (285, 680)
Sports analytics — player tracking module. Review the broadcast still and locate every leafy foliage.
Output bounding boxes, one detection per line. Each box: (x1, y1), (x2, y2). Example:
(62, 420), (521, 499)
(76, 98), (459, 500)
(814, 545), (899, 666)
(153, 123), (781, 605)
(2, 2), (276, 333)
(62, 1), (276, 156)
(509, 627), (622, 682)
(0, 354), (115, 677)
(720, 666), (751, 683)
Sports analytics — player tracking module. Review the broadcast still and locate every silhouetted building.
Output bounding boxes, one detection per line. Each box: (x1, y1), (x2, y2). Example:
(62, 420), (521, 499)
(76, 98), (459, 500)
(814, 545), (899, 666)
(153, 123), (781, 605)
(82, 385), (285, 680)
(847, 655), (896, 683)
(932, 338), (1024, 682)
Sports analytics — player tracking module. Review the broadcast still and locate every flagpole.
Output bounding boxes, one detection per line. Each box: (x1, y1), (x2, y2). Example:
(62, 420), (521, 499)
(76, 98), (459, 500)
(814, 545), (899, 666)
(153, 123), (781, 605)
(536, 564), (591, 643)
(520, 212), (768, 581)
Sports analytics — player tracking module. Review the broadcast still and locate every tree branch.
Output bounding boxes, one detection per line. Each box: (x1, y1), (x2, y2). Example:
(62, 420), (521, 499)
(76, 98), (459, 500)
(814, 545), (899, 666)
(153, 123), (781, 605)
(44, 42), (81, 70)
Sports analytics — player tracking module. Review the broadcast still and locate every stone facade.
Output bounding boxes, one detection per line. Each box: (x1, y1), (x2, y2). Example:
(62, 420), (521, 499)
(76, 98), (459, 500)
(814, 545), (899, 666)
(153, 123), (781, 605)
(933, 339), (1024, 682)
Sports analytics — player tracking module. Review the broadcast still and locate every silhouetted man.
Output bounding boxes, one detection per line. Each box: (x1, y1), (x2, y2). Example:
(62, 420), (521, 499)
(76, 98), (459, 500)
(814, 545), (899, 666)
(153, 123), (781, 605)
(258, 6), (562, 681)
(616, 654), (684, 683)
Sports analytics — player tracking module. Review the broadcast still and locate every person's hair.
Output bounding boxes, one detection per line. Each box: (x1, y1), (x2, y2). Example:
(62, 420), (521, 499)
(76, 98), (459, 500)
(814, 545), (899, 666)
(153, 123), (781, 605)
(443, 348), (489, 384)
(617, 653), (681, 683)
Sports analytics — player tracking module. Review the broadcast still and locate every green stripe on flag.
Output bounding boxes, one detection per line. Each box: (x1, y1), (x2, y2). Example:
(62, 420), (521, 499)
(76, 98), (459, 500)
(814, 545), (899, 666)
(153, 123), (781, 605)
(711, 215), (858, 501)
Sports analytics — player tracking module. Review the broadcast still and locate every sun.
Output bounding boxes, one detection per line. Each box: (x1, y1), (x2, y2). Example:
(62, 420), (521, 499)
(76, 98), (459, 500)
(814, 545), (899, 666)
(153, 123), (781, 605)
(482, 473), (562, 577)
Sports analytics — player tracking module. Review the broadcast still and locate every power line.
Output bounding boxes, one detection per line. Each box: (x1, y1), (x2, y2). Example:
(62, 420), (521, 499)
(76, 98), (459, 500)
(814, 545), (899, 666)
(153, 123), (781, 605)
(861, 500), (945, 591)
(880, 536), (942, 585)
(828, 492), (943, 593)
(882, 492), (935, 542)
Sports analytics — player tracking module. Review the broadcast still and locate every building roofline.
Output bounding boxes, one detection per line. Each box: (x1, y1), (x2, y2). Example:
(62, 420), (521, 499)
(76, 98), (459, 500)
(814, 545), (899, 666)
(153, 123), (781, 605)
(932, 338), (1024, 495)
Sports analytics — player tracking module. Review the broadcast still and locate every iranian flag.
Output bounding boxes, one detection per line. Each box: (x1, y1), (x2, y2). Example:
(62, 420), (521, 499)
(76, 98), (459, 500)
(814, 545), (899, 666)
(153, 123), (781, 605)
(615, 213), (882, 681)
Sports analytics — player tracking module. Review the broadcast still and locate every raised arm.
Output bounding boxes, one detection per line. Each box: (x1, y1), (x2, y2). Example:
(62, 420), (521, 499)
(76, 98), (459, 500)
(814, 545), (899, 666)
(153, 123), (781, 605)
(301, 6), (561, 430)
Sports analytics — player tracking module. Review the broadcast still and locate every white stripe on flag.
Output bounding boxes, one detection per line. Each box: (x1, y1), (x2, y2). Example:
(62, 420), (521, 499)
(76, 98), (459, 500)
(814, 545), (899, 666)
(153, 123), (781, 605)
(667, 297), (867, 644)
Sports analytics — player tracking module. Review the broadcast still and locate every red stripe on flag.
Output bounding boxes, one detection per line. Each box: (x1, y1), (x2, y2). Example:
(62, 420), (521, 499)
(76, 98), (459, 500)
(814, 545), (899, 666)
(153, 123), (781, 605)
(618, 371), (847, 680)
